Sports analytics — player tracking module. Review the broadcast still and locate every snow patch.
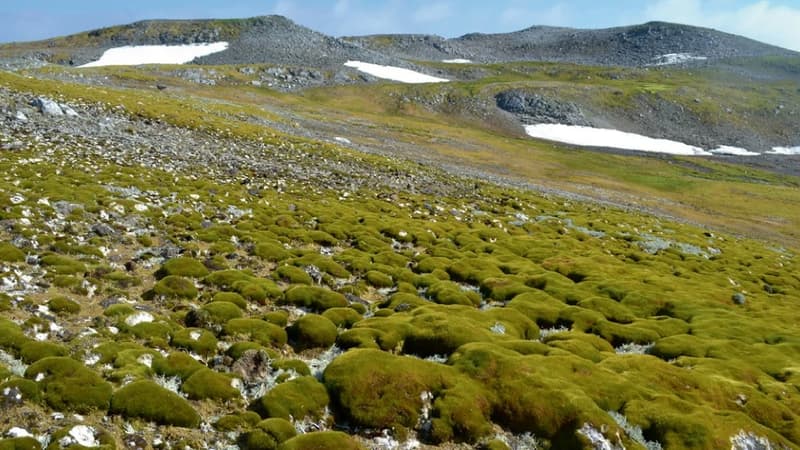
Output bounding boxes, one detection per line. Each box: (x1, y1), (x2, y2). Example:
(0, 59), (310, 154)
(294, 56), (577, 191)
(709, 146), (760, 156)
(7, 427), (33, 438)
(333, 136), (351, 145)
(79, 42), (229, 68)
(524, 124), (711, 156)
(125, 311), (154, 327)
(64, 425), (98, 448)
(344, 61), (449, 84)
(768, 146), (800, 155)
(442, 58), (472, 64)
(650, 53), (708, 66)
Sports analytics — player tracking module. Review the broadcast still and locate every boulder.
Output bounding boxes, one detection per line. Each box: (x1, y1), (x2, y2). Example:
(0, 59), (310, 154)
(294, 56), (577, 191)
(32, 97), (63, 116)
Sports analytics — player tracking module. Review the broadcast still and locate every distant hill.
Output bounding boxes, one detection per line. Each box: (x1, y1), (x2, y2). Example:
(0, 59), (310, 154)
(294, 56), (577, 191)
(346, 21), (797, 67)
(1, 16), (796, 68)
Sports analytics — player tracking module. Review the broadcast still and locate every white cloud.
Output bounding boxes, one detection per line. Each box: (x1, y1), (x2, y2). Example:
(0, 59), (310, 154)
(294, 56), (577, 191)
(413, 2), (453, 23)
(643, 0), (800, 51)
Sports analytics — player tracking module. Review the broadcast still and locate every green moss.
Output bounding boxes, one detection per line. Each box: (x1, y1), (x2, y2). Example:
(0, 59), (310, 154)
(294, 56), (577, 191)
(0, 377), (41, 403)
(186, 301), (243, 327)
(277, 432), (364, 450)
(0, 294), (10, 312)
(40, 254), (85, 274)
(322, 307), (362, 328)
(0, 243), (25, 262)
(287, 314), (338, 351)
(110, 380), (201, 428)
(324, 349), (442, 429)
(252, 376), (329, 420)
(281, 285), (348, 312)
(172, 328), (218, 356)
(25, 357), (112, 413)
(152, 275), (198, 299)
(275, 265), (313, 285)
(253, 241), (291, 262)
(157, 257), (210, 278)
(103, 303), (135, 317)
(128, 321), (172, 342)
(225, 318), (288, 347)
(45, 296), (80, 315)
(212, 291), (248, 309)
(0, 438), (42, 450)
(152, 351), (206, 380)
(263, 310), (289, 327)
(292, 254), (350, 278)
(19, 341), (69, 363)
(365, 270), (394, 288)
(271, 359), (311, 377)
(182, 368), (240, 400)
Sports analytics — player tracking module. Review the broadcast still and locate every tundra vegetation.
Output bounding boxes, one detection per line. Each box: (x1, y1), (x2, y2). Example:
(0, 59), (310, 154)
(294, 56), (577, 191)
(0, 42), (799, 450)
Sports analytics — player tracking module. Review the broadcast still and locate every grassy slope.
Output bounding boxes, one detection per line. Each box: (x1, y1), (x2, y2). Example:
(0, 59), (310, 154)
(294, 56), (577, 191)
(8, 61), (800, 249)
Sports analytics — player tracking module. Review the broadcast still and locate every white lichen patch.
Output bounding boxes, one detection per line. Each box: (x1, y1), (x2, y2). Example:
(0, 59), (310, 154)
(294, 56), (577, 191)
(124, 311), (154, 327)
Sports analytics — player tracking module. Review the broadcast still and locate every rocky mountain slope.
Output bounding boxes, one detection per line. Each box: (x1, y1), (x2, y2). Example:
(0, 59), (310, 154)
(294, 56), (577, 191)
(348, 21), (797, 66)
(2, 16), (797, 69)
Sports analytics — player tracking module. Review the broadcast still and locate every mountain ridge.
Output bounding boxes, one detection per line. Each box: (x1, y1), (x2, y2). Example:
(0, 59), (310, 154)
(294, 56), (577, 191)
(1, 15), (796, 68)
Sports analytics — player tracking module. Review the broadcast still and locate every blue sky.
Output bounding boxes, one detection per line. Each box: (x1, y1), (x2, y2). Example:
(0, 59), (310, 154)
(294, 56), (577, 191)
(2, 0), (799, 51)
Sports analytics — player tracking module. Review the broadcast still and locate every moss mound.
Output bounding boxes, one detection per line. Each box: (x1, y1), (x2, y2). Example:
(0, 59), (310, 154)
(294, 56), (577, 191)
(186, 301), (243, 327)
(110, 380), (200, 427)
(224, 318), (288, 347)
(238, 418), (297, 450)
(47, 296), (81, 315)
(252, 376), (329, 420)
(277, 432), (365, 450)
(281, 286), (348, 312)
(157, 257), (210, 278)
(25, 357), (112, 413)
(152, 275), (198, 299)
(287, 314), (338, 351)
(182, 368), (240, 400)
(0, 438), (42, 450)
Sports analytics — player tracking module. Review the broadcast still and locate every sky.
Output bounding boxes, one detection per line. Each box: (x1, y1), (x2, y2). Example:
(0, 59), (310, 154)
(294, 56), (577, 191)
(1, 0), (799, 51)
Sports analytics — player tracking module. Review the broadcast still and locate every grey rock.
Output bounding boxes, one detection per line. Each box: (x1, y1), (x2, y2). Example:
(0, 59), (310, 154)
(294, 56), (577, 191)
(33, 97), (64, 116)
(232, 349), (272, 383)
(496, 91), (589, 125)
(732, 293), (747, 305)
(91, 223), (116, 236)
(60, 103), (79, 117)
(14, 111), (27, 122)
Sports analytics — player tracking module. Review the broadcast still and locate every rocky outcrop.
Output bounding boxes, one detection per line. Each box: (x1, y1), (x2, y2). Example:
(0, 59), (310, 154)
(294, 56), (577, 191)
(495, 91), (589, 125)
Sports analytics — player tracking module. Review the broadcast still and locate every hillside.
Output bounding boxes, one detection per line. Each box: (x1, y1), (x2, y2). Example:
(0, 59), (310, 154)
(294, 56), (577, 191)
(0, 15), (799, 450)
(346, 21), (797, 67)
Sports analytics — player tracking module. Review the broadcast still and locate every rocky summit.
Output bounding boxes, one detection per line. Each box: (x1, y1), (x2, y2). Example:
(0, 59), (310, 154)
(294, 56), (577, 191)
(0, 13), (799, 450)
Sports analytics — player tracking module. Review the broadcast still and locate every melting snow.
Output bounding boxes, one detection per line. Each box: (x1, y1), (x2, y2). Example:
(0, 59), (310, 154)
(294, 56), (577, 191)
(442, 58), (472, 64)
(768, 146), (800, 155)
(524, 124), (711, 156)
(650, 53), (708, 66)
(709, 146), (760, 156)
(344, 61), (449, 84)
(79, 42), (229, 68)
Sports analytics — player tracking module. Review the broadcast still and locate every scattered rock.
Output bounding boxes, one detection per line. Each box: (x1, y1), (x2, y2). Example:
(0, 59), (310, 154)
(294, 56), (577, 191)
(232, 349), (272, 383)
(32, 97), (64, 116)
(732, 293), (747, 305)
